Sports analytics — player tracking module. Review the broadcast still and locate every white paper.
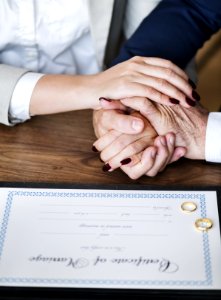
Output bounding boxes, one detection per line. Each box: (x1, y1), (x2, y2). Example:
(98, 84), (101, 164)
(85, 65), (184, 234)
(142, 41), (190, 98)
(0, 188), (221, 289)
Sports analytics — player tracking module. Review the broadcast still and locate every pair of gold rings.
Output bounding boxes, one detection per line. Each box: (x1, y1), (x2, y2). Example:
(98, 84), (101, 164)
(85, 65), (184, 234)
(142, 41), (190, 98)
(181, 201), (213, 231)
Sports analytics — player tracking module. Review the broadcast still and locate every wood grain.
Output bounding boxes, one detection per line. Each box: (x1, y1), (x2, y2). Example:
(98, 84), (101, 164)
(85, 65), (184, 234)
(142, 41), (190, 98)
(0, 110), (220, 187)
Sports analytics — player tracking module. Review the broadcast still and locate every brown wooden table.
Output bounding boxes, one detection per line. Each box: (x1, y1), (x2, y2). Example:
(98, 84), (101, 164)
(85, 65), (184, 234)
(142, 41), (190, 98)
(0, 110), (220, 187)
(0, 110), (220, 300)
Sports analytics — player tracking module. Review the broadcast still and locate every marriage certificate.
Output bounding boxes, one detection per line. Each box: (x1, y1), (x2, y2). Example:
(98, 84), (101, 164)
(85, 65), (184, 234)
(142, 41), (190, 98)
(0, 187), (221, 289)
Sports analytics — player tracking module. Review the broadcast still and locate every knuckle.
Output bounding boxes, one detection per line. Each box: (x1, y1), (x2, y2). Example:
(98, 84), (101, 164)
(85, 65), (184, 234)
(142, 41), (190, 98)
(157, 78), (167, 88)
(145, 86), (156, 98)
(158, 92), (168, 104)
(165, 68), (175, 79)
(117, 139), (128, 150)
(117, 77), (129, 91)
(139, 97), (148, 108)
(165, 59), (173, 69)
(131, 56), (141, 62)
(128, 61), (137, 70)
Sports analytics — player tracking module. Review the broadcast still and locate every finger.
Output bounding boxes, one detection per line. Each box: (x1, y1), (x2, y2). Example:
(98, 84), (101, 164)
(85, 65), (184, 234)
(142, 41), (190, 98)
(130, 57), (197, 102)
(97, 109), (144, 134)
(100, 133), (150, 163)
(131, 74), (191, 108)
(121, 97), (159, 121)
(158, 132), (176, 172)
(144, 136), (170, 177)
(133, 63), (198, 107)
(102, 135), (153, 170)
(169, 147), (187, 164)
(93, 130), (122, 152)
(141, 57), (188, 80)
(120, 147), (157, 180)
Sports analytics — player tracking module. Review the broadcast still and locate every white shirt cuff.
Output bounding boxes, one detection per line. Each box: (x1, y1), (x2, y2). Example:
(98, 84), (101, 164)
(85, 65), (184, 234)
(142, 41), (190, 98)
(205, 112), (221, 163)
(9, 72), (44, 124)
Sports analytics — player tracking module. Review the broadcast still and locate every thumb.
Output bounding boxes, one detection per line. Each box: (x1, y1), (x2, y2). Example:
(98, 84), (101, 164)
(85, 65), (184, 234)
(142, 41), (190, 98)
(98, 109), (145, 135)
(121, 97), (160, 123)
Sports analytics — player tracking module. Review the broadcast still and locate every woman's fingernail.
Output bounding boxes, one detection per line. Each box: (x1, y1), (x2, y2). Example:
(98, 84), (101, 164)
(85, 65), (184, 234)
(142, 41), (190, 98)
(186, 97), (196, 107)
(102, 163), (111, 172)
(99, 97), (112, 102)
(132, 120), (143, 132)
(192, 90), (201, 101)
(120, 158), (132, 165)
(169, 98), (180, 105)
(92, 145), (99, 152)
(188, 79), (196, 89)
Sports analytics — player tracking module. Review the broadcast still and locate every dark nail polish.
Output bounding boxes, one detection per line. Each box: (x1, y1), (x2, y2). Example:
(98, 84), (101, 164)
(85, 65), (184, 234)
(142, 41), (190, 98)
(102, 163), (111, 172)
(92, 145), (99, 152)
(186, 97), (196, 107)
(120, 158), (132, 165)
(169, 98), (180, 105)
(192, 90), (201, 101)
(188, 79), (196, 89)
(99, 97), (112, 102)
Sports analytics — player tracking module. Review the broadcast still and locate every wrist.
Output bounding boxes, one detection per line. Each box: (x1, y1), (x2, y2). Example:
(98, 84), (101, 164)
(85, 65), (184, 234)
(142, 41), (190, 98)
(75, 74), (102, 110)
(30, 74), (102, 115)
(184, 105), (209, 160)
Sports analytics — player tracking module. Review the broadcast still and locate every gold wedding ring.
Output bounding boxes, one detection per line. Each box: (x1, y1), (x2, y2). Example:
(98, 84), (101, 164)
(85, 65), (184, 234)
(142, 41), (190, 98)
(195, 218), (213, 231)
(181, 201), (197, 213)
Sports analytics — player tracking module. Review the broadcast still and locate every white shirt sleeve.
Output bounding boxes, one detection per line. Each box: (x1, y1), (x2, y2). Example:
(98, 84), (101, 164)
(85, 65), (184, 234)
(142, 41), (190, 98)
(205, 112), (221, 163)
(9, 72), (44, 124)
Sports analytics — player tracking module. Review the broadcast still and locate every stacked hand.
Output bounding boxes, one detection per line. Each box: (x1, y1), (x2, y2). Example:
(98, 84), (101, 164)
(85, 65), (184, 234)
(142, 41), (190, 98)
(92, 58), (208, 179)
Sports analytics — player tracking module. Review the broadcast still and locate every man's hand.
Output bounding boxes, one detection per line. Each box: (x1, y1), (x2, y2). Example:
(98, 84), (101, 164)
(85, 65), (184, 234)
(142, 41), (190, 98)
(93, 98), (209, 161)
(92, 108), (144, 137)
(92, 108), (186, 178)
(119, 97), (209, 160)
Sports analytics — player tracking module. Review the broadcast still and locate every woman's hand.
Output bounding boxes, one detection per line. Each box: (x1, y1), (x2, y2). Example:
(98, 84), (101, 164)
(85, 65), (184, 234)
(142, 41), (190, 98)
(92, 56), (199, 110)
(119, 133), (186, 179)
(30, 56), (199, 116)
(93, 111), (186, 179)
(94, 129), (185, 179)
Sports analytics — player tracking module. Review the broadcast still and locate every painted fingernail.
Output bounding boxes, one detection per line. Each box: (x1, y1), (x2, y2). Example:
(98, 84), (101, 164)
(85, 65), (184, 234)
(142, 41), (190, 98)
(188, 79), (196, 89)
(102, 163), (111, 172)
(92, 145), (99, 152)
(169, 98), (180, 105)
(186, 97), (196, 107)
(120, 158), (132, 165)
(192, 90), (201, 101)
(132, 119), (143, 132)
(99, 97), (112, 102)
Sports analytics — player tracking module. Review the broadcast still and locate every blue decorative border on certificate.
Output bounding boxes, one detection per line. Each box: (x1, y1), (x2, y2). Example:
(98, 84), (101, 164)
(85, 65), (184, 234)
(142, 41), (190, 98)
(0, 190), (212, 287)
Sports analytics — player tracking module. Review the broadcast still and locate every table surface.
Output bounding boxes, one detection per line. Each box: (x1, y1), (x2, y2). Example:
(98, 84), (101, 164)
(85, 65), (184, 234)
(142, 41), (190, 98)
(0, 110), (220, 187)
